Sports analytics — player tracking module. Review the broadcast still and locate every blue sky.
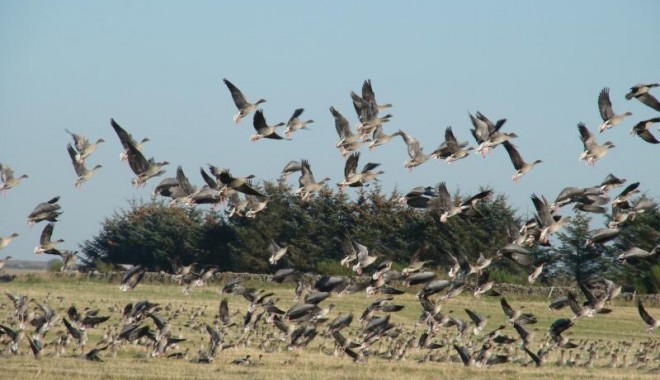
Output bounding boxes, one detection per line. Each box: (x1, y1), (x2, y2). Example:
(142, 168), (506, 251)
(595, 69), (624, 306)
(1, 1), (658, 262)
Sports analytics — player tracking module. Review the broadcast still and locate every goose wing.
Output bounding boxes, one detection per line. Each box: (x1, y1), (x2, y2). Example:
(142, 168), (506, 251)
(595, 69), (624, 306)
(330, 107), (353, 140)
(637, 300), (657, 327)
(598, 87), (614, 121)
(502, 141), (524, 170)
(637, 92), (660, 112)
(223, 78), (249, 109)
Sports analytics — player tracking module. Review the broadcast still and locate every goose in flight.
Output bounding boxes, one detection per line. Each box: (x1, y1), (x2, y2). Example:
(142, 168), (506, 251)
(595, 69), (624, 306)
(250, 109), (286, 141)
(352, 79), (392, 135)
(337, 152), (383, 190)
(531, 193), (571, 243)
(630, 117), (660, 144)
(598, 87), (632, 133)
(368, 125), (402, 151)
(64, 129), (105, 163)
(0, 163), (28, 196)
(110, 118), (149, 161)
(66, 143), (102, 188)
(578, 122), (615, 166)
(34, 222), (65, 254)
(223, 78), (266, 124)
(502, 141), (542, 183)
(0, 233), (19, 250)
(111, 119), (169, 187)
(296, 159), (330, 201)
(284, 108), (314, 138)
(268, 239), (288, 265)
(330, 107), (366, 158)
(27, 196), (62, 225)
(625, 83), (660, 112)
(433, 126), (473, 164)
(469, 111), (508, 157)
(398, 130), (432, 171)
(215, 168), (265, 197)
(280, 160), (302, 179)
(638, 300), (660, 333)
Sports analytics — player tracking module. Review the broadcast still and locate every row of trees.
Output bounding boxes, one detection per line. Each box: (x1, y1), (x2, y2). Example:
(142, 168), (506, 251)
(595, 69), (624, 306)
(80, 181), (660, 292)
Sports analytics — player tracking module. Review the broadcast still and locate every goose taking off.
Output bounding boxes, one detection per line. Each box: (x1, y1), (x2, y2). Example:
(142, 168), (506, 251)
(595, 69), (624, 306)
(625, 83), (660, 112)
(34, 223), (64, 254)
(284, 108), (314, 138)
(630, 117), (660, 144)
(250, 109), (286, 141)
(111, 119), (169, 187)
(398, 130), (432, 171)
(27, 196), (62, 225)
(109, 119), (149, 161)
(0, 163), (28, 196)
(578, 122), (615, 166)
(598, 87), (632, 133)
(469, 111), (508, 157)
(66, 143), (102, 188)
(296, 159), (330, 201)
(502, 141), (542, 183)
(223, 78), (266, 124)
(433, 126), (474, 164)
(64, 129), (105, 163)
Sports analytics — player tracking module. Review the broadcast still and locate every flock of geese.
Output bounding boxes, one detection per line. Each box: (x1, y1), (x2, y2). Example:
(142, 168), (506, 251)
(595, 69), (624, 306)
(0, 78), (659, 371)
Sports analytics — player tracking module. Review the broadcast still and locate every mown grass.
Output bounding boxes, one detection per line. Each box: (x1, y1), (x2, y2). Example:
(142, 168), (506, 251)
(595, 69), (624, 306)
(0, 273), (658, 379)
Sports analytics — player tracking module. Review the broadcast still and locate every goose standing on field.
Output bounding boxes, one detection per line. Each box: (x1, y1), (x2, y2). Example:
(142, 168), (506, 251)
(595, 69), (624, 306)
(27, 196), (62, 225)
(598, 87), (632, 133)
(630, 117), (660, 144)
(223, 78), (266, 124)
(66, 144), (102, 188)
(578, 122), (615, 166)
(0, 164), (28, 196)
(625, 83), (660, 111)
(284, 108), (314, 138)
(434, 126), (474, 164)
(250, 109), (286, 141)
(34, 223), (64, 255)
(502, 141), (542, 183)
(0, 233), (19, 250)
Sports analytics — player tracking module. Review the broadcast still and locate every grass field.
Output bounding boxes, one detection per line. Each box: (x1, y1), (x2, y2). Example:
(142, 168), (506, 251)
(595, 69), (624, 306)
(1, 273), (658, 379)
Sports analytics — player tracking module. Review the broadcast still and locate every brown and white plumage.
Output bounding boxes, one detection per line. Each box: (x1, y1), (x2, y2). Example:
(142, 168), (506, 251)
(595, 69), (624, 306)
(625, 83), (660, 111)
(598, 87), (632, 133)
(434, 126), (473, 164)
(268, 239), (288, 265)
(109, 119), (149, 161)
(34, 223), (64, 255)
(469, 111), (509, 156)
(250, 109), (286, 141)
(284, 108), (314, 138)
(502, 141), (542, 183)
(65, 129), (105, 163)
(0, 163), (28, 196)
(111, 119), (169, 187)
(578, 122), (615, 165)
(296, 159), (330, 201)
(66, 143), (102, 188)
(398, 130), (432, 170)
(337, 152), (382, 190)
(630, 117), (660, 144)
(331, 107), (365, 157)
(223, 78), (266, 124)
(27, 196), (62, 225)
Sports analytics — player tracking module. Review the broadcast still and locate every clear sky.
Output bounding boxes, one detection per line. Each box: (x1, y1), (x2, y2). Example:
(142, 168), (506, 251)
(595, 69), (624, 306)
(1, 1), (658, 263)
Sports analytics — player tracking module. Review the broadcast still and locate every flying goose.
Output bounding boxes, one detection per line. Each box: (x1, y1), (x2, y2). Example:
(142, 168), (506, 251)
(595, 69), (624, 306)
(66, 143), (102, 188)
(0, 163), (28, 196)
(433, 126), (474, 164)
(296, 159), (330, 201)
(531, 193), (571, 243)
(0, 233), (19, 250)
(630, 117), (660, 144)
(280, 160), (302, 179)
(625, 83), (660, 111)
(352, 79), (392, 134)
(469, 111), (508, 157)
(111, 119), (169, 187)
(599, 173), (626, 195)
(398, 130), (432, 170)
(284, 108), (314, 138)
(268, 239), (288, 265)
(0, 255), (12, 271)
(598, 87), (632, 133)
(617, 246), (658, 263)
(120, 265), (146, 291)
(109, 118), (150, 161)
(330, 107), (365, 158)
(64, 129), (105, 163)
(223, 78), (266, 124)
(500, 297), (537, 325)
(637, 300), (660, 333)
(367, 125), (402, 151)
(27, 196), (62, 225)
(250, 109), (286, 141)
(578, 122), (615, 166)
(337, 152), (383, 190)
(502, 141), (542, 182)
(215, 168), (266, 197)
(245, 194), (269, 218)
(34, 222), (64, 254)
